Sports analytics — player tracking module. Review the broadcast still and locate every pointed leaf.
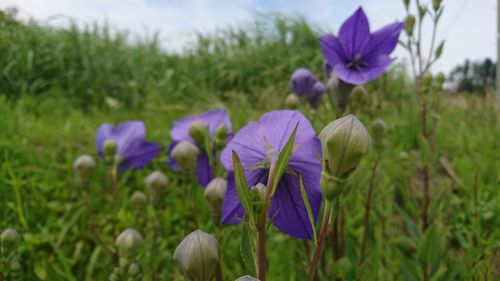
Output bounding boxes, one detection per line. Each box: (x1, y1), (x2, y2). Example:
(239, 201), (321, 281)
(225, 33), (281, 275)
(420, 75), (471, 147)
(434, 41), (444, 60)
(271, 123), (299, 196)
(232, 150), (254, 223)
(299, 174), (317, 244)
(240, 223), (256, 275)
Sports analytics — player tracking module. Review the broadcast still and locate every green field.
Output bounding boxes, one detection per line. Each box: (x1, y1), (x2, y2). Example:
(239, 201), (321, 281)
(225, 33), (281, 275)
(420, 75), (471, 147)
(1, 8), (500, 281)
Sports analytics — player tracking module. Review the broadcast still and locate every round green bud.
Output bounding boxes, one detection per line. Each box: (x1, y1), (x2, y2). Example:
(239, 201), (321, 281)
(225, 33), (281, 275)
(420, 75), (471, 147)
(204, 177), (227, 217)
(145, 171), (169, 200)
(420, 72), (433, 92)
(371, 119), (388, 141)
(215, 124), (228, 141)
(115, 228), (144, 260)
(171, 141), (200, 173)
(236, 276), (260, 281)
(435, 72), (446, 86)
(404, 15), (416, 36)
(250, 183), (267, 205)
(104, 139), (118, 157)
(1, 228), (20, 249)
(173, 230), (219, 281)
(319, 115), (371, 178)
(284, 94), (300, 109)
(73, 154), (96, 184)
(188, 121), (209, 145)
(130, 191), (148, 211)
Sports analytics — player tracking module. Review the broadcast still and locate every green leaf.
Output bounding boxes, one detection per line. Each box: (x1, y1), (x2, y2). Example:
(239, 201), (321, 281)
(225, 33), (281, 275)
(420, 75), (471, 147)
(395, 205), (421, 240)
(417, 133), (431, 165)
(418, 224), (442, 277)
(240, 223), (256, 275)
(299, 174), (317, 244)
(271, 123), (299, 196)
(434, 41), (444, 60)
(232, 150), (254, 223)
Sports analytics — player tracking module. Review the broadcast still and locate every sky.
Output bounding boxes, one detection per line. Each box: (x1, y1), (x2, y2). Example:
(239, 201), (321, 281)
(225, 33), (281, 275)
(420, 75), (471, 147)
(1, 0), (496, 73)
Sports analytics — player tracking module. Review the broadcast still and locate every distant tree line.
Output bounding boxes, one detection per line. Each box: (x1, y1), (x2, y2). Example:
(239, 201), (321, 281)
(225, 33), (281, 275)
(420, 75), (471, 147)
(449, 58), (496, 95)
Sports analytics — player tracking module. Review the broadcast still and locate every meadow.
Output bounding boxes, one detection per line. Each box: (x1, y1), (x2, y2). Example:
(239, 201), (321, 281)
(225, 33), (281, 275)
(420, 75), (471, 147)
(1, 4), (500, 281)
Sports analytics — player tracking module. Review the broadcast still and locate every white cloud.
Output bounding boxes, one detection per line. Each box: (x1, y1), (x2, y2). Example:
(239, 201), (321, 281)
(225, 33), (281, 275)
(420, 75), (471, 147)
(1, 0), (496, 72)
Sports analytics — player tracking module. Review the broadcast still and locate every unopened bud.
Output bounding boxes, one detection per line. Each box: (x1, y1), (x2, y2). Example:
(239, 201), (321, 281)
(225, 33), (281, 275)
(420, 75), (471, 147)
(284, 94), (300, 109)
(215, 124), (228, 141)
(321, 172), (346, 200)
(171, 141), (200, 173)
(188, 121), (209, 145)
(404, 15), (416, 36)
(236, 276), (260, 281)
(173, 230), (219, 281)
(104, 139), (118, 157)
(250, 183), (267, 204)
(290, 68), (317, 96)
(403, 0), (410, 9)
(145, 171), (169, 200)
(204, 177), (227, 217)
(420, 72), (433, 93)
(307, 81), (325, 108)
(433, 0), (441, 11)
(435, 72), (446, 86)
(319, 115), (371, 179)
(1, 228), (20, 249)
(371, 119), (388, 141)
(73, 154), (96, 184)
(115, 228), (144, 262)
(130, 191), (148, 210)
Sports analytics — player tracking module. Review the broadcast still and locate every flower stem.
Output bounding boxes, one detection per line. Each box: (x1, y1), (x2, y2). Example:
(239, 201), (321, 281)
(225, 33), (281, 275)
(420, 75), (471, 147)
(215, 226), (223, 281)
(306, 200), (333, 281)
(359, 157), (379, 264)
(150, 206), (159, 281)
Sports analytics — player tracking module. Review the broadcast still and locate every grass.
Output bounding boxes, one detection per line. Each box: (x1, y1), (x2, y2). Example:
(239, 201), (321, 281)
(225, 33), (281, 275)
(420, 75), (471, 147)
(1, 7), (500, 281)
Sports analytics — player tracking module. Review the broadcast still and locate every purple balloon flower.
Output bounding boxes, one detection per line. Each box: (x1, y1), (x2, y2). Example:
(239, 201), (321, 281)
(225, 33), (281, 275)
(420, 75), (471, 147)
(168, 109), (232, 187)
(318, 7), (403, 85)
(220, 110), (322, 240)
(307, 81), (325, 108)
(96, 121), (162, 170)
(290, 68), (317, 96)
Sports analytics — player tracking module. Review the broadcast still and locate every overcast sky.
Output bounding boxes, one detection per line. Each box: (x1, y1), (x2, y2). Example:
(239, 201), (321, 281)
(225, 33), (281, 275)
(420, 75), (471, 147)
(1, 0), (496, 73)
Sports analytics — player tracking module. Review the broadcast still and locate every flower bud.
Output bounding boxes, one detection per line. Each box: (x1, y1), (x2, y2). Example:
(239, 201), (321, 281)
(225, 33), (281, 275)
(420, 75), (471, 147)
(73, 154), (96, 184)
(284, 94), (300, 109)
(420, 72), (433, 93)
(128, 262), (141, 277)
(188, 121), (209, 145)
(130, 191), (148, 210)
(435, 72), (446, 86)
(104, 139), (118, 157)
(1, 228), (20, 249)
(204, 177), (227, 217)
(433, 0), (441, 11)
(173, 230), (219, 281)
(236, 276), (260, 281)
(371, 119), (388, 141)
(145, 171), (169, 200)
(290, 68), (317, 96)
(307, 81), (325, 108)
(403, 0), (410, 9)
(171, 141), (200, 173)
(115, 228), (144, 262)
(404, 15), (416, 36)
(250, 183), (267, 204)
(319, 115), (371, 178)
(215, 123), (228, 141)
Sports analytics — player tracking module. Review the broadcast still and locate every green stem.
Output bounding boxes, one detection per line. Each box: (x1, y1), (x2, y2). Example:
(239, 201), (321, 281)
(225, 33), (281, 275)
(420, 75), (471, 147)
(306, 200), (333, 281)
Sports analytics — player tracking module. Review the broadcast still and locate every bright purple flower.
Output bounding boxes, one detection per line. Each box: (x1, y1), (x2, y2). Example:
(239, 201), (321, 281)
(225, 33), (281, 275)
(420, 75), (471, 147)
(220, 110), (322, 240)
(318, 7), (403, 85)
(96, 121), (162, 170)
(290, 68), (317, 96)
(307, 81), (325, 108)
(168, 109), (232, 187)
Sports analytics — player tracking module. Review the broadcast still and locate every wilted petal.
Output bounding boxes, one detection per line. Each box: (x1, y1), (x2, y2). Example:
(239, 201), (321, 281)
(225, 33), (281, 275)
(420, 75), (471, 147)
(120, 141), (162, 170)
(196, 153), (214, 187)
(318, 34), (347, 67)
(221, 170), (268, 224)
(338, 7), (370, 58)
(333, 55), (393, 85)
(362, 22), (404, 58)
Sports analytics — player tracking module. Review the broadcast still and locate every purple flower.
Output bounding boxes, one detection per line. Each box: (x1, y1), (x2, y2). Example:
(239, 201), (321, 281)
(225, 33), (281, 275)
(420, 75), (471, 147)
(220, 110), (322, 239)
(96, 121), (162, 170)
(318, 7), (403, 85)
(307, 81), (325, 108)
(168, 109), (232, 187)
(290, 68), (317, 96)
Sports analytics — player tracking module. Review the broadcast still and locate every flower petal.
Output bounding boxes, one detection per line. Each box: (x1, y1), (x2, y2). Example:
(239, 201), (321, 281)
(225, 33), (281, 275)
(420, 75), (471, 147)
(221, 169), (268, 224)
(96, 124), (113, 155)
(119, 141), (162, 170)
(318, 34), (347, 67)
(363, 22), (403, 58)
(339, 7), (370, 59)
(220, 120), (266, 170)
(111, 121), (146, 156)
(171, 109), (232, 142)
(196, 153), (214, 187)
(333, 55), (393, 85)
(268, 173), (319, 240)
